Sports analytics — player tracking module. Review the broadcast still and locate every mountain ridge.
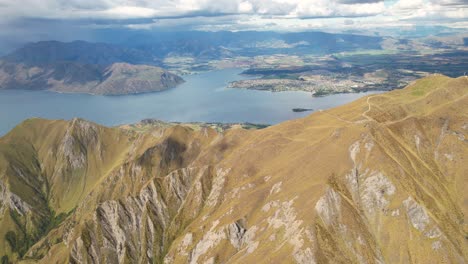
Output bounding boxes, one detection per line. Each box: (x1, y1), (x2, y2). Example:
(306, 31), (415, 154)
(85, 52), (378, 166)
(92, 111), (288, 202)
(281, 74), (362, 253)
(0, 41), (184, 95)
(0, 61), (184, 95)
(0, 75), (466, 263)
(2, 40), (157, 66)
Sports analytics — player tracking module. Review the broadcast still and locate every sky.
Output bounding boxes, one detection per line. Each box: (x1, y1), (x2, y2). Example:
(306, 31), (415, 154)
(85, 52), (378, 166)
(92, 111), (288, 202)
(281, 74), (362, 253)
(0, 0), (466, 51)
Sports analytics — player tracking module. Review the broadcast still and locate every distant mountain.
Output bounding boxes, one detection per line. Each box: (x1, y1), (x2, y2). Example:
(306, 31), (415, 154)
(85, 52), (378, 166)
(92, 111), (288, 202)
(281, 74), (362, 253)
(0, 31), (401, 75)
(99, 30), (384, 59)
(3, 40), (159, 66)
(0, 41), (183, 95)
(0, 75), (466, 262)
(0, 60), (183, 95)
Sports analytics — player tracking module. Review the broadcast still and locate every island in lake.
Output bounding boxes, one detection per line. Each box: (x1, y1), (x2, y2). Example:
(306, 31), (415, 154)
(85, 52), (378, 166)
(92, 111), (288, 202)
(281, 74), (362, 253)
(292, 108), (313, 112)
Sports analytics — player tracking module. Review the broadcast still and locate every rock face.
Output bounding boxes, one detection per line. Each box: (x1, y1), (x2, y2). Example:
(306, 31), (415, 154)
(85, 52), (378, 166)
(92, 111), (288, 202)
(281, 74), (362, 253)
(0, 75), (467, 263)
(0, 41), (184, 95)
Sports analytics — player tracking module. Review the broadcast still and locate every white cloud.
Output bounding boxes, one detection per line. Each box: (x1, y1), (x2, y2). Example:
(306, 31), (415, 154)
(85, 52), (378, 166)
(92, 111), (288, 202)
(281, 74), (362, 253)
(0, 0), (465, 32)
(289, 0), (386, 18)
(0, 0), (390, 20)
(238, 1), (254, 13)
(98, 6), (159, 18)
(388, 0), (468, 21)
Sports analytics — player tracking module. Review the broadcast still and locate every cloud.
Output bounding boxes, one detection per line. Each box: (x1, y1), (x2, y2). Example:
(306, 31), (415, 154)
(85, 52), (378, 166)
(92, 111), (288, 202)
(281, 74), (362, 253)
(0, 0), (398, 20)
(0, 0), (465, 21)
(430, 0), (468, 6)
(0, 0), (465, 39)
(292, 1), (386, 18)
(337, 0), (383, 3)
(389, 0), (468, 20)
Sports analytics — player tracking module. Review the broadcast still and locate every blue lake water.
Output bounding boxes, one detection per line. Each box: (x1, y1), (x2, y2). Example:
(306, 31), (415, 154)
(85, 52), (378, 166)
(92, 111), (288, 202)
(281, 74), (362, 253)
(0, 68), (379, 136)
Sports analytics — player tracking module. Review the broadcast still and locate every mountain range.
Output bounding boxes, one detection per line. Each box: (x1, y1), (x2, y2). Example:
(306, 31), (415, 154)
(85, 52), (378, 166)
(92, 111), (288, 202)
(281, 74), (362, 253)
(0, 74), (466, 263)
(3, 41), (157, 66)
(0, 41), (183, 95)
(111, 31), (384, 58)
(1, 29), (466, 96)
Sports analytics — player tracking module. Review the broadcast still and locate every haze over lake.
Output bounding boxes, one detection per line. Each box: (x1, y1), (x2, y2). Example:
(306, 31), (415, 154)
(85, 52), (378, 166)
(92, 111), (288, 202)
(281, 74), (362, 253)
(0, 68), (378, 135)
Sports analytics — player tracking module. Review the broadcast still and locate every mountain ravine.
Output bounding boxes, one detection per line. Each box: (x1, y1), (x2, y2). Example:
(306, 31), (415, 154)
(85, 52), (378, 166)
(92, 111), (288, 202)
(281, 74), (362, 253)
(0, 75), (466, 263)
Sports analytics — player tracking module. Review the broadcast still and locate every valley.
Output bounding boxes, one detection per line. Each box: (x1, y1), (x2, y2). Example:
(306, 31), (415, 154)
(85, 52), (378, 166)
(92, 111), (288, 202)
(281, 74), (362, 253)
(223, 50), (468, 95)
(1, 32), (467, 98)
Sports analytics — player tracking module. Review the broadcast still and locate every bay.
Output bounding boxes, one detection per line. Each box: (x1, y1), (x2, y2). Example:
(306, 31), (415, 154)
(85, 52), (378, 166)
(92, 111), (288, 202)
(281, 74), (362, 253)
(0, 68), (379, 136)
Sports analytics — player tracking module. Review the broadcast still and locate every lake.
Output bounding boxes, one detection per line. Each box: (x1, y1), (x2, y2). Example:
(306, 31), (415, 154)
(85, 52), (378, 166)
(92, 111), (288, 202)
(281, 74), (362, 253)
(0, 68), (379, 136)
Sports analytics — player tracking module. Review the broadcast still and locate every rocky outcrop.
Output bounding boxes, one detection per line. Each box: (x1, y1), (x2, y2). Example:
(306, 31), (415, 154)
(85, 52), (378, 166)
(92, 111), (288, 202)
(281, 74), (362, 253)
(69, 167), (214, 263)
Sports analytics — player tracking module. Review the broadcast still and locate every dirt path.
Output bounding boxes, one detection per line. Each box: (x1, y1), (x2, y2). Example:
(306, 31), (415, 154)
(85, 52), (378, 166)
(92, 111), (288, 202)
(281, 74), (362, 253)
(318, 94), (379, 125)
(362, 95), (377, 122)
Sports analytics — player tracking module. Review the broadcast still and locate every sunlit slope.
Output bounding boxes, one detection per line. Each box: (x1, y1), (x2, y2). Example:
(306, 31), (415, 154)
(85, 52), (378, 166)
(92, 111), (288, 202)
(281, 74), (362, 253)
(0, 75), (466, 263)
(0, 118), (133, 259)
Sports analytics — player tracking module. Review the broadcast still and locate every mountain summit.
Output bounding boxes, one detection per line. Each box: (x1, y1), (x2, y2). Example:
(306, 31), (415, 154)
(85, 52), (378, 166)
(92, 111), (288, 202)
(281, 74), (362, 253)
(0, 75), (466, 263)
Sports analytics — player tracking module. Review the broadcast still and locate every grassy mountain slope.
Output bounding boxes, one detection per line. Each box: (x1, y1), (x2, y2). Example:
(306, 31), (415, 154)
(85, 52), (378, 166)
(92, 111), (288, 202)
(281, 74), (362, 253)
(0, 75), (466, 263)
